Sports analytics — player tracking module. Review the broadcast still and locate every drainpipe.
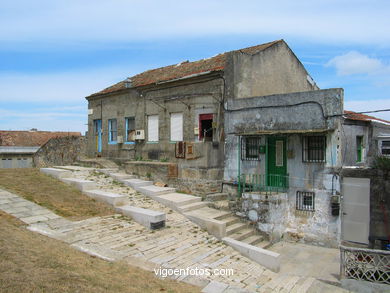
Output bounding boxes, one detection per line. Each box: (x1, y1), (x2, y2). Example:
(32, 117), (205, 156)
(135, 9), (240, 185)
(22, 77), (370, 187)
(237, 135), (241, 197)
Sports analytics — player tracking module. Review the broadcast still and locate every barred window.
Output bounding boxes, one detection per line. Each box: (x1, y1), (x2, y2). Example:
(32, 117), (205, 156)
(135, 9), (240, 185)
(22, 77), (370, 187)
(303, 136), (326, 162)
(241, 136), (262, 161)
(380, 140), (390, 156)
(296, 191), (315, 211)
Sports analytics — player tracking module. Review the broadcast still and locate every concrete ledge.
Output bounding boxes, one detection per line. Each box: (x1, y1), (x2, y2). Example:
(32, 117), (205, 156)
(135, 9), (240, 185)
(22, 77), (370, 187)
(137, 185), (176, 197)
(60, 178), (97, 191)
(341, 279), (390, 293)
(116, 205), (166, 229)
(40, 167), (72, 179)
(109, 173), (136, 181)
(121, 179), (153, 190)
(153, 193), (201, 211)
(222, 237), (280, 272)
(184, 212), (226, 239)
(84, 190), (129, 207)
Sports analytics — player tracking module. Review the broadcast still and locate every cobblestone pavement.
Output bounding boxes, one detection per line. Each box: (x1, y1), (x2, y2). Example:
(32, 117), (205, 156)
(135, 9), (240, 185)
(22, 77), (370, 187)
(0, 168), (350, 292)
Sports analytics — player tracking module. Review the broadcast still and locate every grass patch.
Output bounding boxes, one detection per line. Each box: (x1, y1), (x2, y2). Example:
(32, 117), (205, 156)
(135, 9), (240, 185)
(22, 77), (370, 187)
(0, 168), (113, 220)
(0, 211), (199, 293)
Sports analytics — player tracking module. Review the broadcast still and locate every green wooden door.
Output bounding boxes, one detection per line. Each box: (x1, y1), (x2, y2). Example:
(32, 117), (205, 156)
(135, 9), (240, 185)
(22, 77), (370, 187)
(267, 136), (287, 188)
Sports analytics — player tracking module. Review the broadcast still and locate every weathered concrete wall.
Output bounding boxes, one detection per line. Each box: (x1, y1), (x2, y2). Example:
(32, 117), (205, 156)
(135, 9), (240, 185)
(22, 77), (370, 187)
(0, 154), (33, 168)
(240, 189), (341, 248)
(224, 40), (318, 100)
(341, 168), (390, 247)
(342, 122), (371, 166)
(33, 136), (86, 167)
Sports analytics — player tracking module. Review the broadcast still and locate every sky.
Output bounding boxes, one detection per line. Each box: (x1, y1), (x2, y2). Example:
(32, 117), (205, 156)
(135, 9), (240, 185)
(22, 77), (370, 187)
(0, 0), (389, 133)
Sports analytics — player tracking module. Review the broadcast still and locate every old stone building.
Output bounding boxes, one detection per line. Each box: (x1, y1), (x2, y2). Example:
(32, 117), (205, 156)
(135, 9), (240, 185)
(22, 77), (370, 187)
(86, 40), (318, 192)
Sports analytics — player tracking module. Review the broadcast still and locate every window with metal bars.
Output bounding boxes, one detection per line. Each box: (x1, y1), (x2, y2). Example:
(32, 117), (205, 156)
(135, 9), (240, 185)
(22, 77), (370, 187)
(380, 140), (390, 156)
(302, 136), (326, 162)
(241, 136), (261, 161)
(296, 191), (315, 211)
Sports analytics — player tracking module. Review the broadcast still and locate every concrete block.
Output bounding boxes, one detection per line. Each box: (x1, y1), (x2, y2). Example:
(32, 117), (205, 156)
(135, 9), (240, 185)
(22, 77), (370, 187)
(116, 205), (166, 229)
(84, 190), (129, 207)
(177, 201), (208, 212)
(184, 211), (226, 239)
(201, 281), (229, 293)
(121, 179), (153, 190)
(40, 167), (72, 179)
(153, 193), (201, 210)
(222, 237), (280, 272)
(60, 178), (97, 191)
(136, 185), (176, 197)
(109, 173), (136, 181)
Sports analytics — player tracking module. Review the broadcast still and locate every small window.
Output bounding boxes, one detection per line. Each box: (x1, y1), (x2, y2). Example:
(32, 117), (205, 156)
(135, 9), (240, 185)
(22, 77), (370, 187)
(199, 114), (213, 141)
(241, 136), (262, 161)
(108, 119), (117, 143)
(380, 140), (390, 156)
(148, 115), (159, 142)
(170, 113), (183, 142)
(125, 117), (135, 142)
(275, 140), (284, 167)
(356, 136), (364, 162)
(296, 191), (315, 211)
(303, 136), (326, 162)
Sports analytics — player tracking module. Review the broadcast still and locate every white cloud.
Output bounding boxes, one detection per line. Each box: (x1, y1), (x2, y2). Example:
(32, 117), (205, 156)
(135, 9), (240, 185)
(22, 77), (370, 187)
(326, 51), (385, 76)
(0, 1), (389, 46)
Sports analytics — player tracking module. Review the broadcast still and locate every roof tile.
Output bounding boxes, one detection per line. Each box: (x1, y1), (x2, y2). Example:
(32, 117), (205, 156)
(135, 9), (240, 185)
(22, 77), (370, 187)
(0, 131), (81, 147)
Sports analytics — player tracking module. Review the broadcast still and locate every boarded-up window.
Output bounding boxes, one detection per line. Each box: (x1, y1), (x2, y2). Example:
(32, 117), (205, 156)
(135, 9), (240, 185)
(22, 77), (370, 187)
(170, 113), (183, 142)
(148, 115), (159, 142)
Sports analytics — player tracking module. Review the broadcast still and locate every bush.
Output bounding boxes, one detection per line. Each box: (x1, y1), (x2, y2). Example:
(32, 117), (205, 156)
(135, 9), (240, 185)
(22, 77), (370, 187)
(372, 156), (390, 171)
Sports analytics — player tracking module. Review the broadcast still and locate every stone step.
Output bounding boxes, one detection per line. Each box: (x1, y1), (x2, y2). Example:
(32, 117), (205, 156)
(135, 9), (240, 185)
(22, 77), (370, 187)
(226, 222), (247, 236)
(40, 167), (72, 179)
(84, 190), (129, 207)
(153, 193), (201, 210)
(194, 207), (231, 220)
(60, 178), (97, 191)
(109, 173), (136, 181)
(205, 193), (228, 201)
(136, 185), (176, 197)
(257, 241), (272, 249)
(213, 210), (232, 220)
(208, 200), (230, 211)
(221, 216), (240, 226)
(116, 205), (166, 230)
(178, 201), (208, 213)
(121, 179), (153, 190)
(228, 228), (254, 241)
(242, 234), (264, 246)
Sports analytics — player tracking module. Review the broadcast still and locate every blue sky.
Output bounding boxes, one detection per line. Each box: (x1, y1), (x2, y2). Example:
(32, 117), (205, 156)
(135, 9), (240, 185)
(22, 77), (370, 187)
(1, 0), (389, 133)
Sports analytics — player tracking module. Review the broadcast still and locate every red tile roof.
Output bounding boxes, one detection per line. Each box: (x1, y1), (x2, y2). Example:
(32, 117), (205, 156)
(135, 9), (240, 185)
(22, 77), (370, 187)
(88, 40), (283, 98)
(0, 131), (81, 147)
(344, 110), (390, 125)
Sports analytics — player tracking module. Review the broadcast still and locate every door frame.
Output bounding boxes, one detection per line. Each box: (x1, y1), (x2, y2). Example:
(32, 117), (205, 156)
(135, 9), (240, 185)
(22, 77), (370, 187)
(93, 119), (102, 153)
(266, 136), (287, 188)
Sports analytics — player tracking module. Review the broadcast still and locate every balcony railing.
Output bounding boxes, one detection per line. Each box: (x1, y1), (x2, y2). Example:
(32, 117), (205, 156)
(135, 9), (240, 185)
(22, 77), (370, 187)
(340, 245), (390, 285)
(238, 173), (289, 196)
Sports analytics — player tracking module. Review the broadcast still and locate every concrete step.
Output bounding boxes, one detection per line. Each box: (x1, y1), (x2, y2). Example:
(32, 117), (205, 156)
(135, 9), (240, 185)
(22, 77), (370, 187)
(257, 241), (272, 249)
(242, 234), (264, 246)
(84, 190), (129, 207)
(153, 193), (201, 210)
(213, 210), (233, 220)
(178, 201), (208, 213)
(205, 193), (228, 201)
(121, 179), (153, 190)
(226, 222), (247, 236)
(109, 173), (136, 181)
(136, 185), (176, 197)
(221, 216), (240, 226)
(116, 205), (166, 230)
(208, 200), (230, 211)
(60, 178), (97, 191)
(194, 207), (231, 220)
(40, 167), (72, 179)
(228, 228), (255, 241)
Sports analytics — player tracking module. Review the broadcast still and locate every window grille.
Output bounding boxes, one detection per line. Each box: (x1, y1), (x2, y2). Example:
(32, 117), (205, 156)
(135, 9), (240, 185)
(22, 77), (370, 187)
(296, 191), (315, 211)
(241, 136), (262, 161)
(381, 140), (390, 156)
(302, 136), (326, 162)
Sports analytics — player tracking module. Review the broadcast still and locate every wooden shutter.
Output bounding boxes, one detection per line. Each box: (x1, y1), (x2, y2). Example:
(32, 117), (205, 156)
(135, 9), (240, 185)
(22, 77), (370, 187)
(170, 113), (183, 141)
(148, 115), (159, 142)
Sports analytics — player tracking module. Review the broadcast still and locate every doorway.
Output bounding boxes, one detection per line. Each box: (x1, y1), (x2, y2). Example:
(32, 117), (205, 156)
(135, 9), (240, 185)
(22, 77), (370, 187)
(267, 136), (287, 188)
(93, 119), (102, 154)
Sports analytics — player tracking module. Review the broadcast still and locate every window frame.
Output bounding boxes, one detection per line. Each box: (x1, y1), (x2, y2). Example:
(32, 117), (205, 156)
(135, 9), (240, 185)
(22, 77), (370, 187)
(356, 135), (364, 162)
(296, 191), (315, 212)
(108, 119), (117, 144)
(241, 136), (262, 161)
(380, 140), (390, 156)
(302, 135), (326, 163)
(125, 117), (135, 144)
(147, 115), (159, 142)
(170, 112), (183, 142)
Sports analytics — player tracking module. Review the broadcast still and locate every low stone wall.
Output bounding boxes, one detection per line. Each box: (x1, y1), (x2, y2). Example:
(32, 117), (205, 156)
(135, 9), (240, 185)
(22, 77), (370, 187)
(33, 136), (86, 167)
(239, 188), (340, 248)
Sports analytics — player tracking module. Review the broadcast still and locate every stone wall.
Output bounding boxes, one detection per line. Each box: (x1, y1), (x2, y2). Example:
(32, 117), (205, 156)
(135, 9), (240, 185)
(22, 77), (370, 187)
(239, 188), (341, 248)
(33, 136), (86, 167)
